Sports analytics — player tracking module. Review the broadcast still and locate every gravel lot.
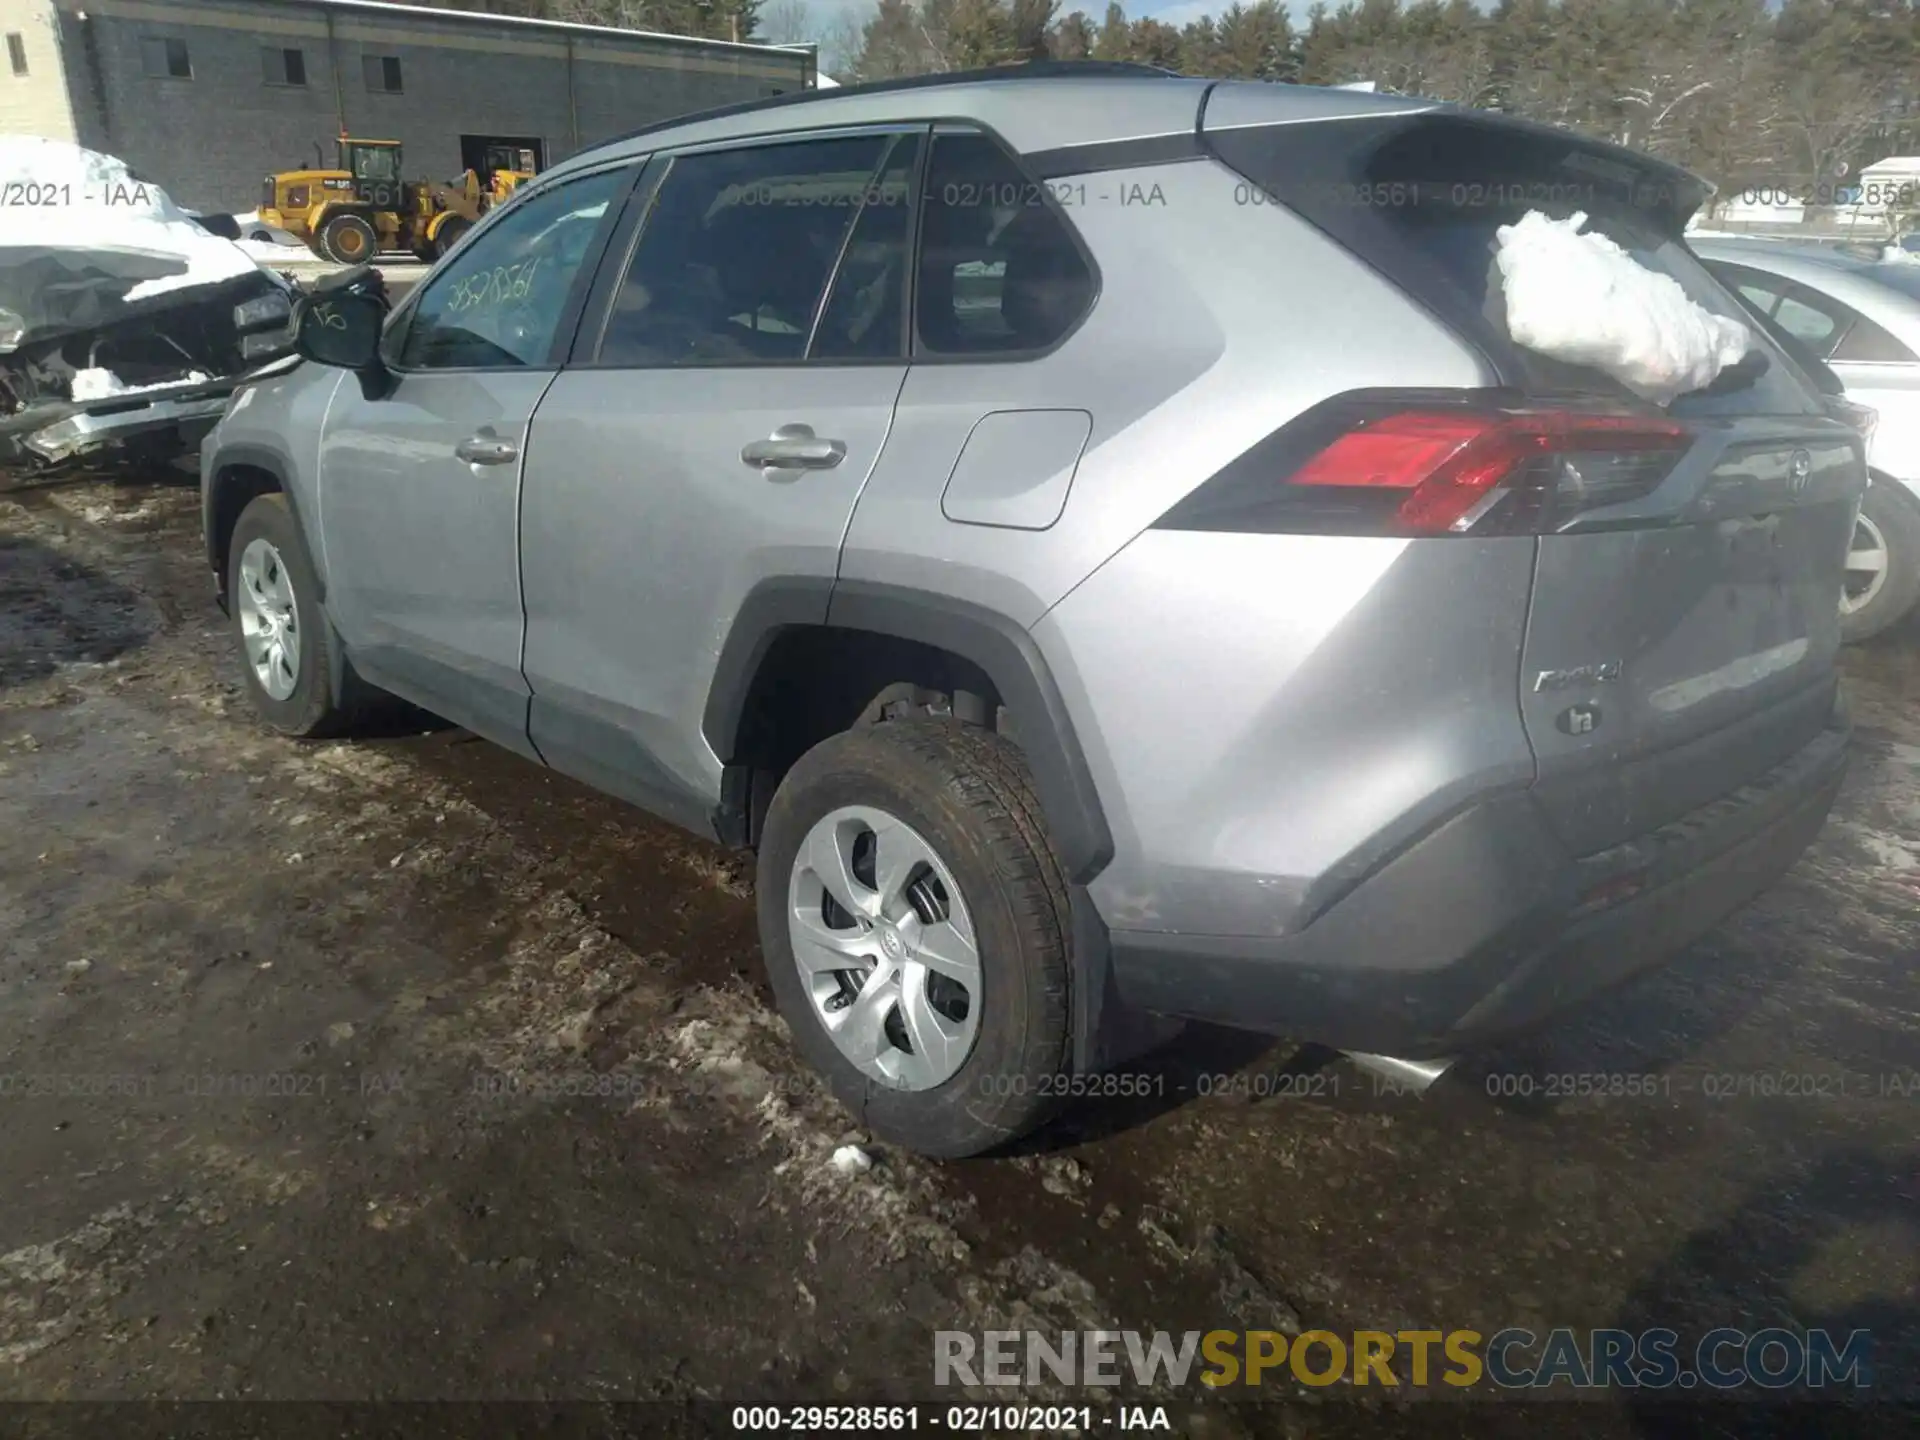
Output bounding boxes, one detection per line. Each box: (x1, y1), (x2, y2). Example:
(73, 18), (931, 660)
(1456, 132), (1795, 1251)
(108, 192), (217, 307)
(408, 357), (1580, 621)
(1, 462), (1915, 1435)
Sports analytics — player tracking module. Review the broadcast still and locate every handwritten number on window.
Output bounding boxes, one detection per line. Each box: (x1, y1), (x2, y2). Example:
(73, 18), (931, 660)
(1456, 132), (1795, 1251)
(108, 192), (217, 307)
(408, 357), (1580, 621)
(444, 257), (544, 316)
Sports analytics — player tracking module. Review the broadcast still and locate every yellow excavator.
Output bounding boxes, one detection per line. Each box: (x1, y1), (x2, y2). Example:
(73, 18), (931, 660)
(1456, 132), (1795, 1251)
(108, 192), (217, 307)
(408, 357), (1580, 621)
(259, 136), (537, 265)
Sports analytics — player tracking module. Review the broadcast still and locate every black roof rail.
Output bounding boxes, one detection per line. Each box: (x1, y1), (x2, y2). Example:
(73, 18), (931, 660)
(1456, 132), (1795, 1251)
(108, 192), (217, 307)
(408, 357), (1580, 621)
(606, 60), (1182, 150)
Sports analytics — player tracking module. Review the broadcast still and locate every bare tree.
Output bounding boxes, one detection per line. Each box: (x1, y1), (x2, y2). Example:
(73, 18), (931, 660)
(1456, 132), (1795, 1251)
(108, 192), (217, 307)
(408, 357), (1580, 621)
(761, 0), (813, 44)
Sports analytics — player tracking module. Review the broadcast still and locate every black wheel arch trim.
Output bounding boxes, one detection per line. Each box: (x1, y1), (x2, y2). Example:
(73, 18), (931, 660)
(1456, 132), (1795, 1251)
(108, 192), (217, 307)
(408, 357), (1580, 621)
(212, 452), (356, 711)
(701, 577), (1115, 886)
(205, 444), (323, 602)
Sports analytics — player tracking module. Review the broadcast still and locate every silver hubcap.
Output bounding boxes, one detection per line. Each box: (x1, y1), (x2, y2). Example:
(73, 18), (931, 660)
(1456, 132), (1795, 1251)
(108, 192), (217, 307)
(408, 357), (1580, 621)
(236, 537), (301, 701)
(1842, 513), (1890, 615)
(787, 805), (982, 1091)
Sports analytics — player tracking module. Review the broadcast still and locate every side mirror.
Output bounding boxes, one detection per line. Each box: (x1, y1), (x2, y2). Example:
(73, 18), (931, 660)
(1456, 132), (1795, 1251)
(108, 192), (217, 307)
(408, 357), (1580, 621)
(294, 291), (385, 371)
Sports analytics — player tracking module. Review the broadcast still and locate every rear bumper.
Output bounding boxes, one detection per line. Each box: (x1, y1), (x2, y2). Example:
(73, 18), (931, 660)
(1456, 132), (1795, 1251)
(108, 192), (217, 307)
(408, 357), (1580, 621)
(1105, 708), (1850, 1055)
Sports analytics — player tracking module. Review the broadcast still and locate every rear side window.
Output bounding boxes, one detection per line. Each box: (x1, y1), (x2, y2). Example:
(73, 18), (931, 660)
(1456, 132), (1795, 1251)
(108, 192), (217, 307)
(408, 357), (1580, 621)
(915, 132), (1095, 356)
(1772, 290), (1847, 351)
(1212, 115), (1821, 416)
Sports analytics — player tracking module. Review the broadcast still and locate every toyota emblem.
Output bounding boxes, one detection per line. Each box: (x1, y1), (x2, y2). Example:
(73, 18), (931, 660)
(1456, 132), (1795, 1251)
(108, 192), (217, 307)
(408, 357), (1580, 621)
(1789, 449), (1813, 493)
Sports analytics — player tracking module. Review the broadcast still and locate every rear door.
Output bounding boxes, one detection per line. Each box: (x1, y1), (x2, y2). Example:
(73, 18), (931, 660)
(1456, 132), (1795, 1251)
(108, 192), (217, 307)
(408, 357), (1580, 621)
(516, 128), (922, 828)
(1206, 103), (1864, 852)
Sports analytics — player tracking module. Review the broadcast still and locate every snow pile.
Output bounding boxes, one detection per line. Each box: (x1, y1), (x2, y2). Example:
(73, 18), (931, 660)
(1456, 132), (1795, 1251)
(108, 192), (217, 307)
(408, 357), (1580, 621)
(235, 237), (310, 264)
(1495, 209), (1753, 406)
(0, 136), (256, 301)
(70, 367), (212, 401)
(829, 1144), (873, 1175)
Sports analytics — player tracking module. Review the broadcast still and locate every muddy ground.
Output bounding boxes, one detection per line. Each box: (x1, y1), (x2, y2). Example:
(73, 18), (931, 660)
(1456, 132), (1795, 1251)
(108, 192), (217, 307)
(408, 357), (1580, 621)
(1, 464), (1916, 1437)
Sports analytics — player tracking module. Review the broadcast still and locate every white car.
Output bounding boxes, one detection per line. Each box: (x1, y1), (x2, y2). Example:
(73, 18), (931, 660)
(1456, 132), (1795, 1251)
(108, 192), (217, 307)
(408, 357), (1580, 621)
(1695, 238), (1920, 641)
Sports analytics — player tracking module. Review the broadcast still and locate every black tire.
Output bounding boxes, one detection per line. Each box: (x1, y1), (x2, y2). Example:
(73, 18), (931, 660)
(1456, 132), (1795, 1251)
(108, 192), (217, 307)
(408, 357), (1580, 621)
(434, 217), (471, 260)
(321, 212), (378, 267)
(1839, 480), (1920, 644)
(755, 719), (1073, 1159)
(226, 494), (362, 738)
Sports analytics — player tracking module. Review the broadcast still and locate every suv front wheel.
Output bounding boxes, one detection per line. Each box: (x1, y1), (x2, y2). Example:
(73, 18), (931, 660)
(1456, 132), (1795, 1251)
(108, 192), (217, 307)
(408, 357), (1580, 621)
(227, 493), (372, 738)
(755, 719), (1074, 1158)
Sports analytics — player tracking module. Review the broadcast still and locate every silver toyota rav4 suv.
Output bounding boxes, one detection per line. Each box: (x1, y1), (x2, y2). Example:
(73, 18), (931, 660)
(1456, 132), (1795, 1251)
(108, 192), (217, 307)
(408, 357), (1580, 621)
(203, 63), (1860, 1157)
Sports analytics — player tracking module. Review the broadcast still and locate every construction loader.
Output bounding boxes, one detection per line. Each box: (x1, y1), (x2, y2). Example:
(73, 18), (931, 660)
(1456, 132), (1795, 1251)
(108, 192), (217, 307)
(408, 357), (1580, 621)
(258, 136), (531, 265)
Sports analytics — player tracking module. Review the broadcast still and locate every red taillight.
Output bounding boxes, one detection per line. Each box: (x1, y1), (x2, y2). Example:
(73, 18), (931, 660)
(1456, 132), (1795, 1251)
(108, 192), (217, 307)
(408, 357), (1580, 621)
(1287, 409), (1692, 535)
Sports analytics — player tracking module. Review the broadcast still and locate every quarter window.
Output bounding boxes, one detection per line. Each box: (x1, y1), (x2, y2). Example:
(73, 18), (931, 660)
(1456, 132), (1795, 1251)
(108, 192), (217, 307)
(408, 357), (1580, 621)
(914, 131), (1094, 356)
(598, 133), (897, 367)
(1829, 312), (1918, 364)
(398, 169), (628, 371)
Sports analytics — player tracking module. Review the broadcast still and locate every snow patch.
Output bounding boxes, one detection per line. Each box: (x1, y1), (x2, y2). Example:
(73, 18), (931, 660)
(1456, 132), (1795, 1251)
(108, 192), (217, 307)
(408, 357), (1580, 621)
(1496, 209), (1753, 406)
(830, 1144), (873, 1175)
(234, 238), (311, 265)
(69, 367), (212, 401)
(0, 136), (257, 302)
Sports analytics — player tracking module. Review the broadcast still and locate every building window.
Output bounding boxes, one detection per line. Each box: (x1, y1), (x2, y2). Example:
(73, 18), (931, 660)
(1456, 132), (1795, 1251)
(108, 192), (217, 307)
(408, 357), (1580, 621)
(141, 37), (192, 80)
(262, 46), (306, 87)
(6, 33), (26, 76)
(363, 54), (402, 94)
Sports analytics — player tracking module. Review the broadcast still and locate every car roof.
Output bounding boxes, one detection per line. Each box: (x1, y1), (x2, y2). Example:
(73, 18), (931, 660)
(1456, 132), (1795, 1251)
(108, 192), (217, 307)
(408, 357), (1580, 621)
(1691, 237), (1920, 349)
(530, 63), (1440, 190)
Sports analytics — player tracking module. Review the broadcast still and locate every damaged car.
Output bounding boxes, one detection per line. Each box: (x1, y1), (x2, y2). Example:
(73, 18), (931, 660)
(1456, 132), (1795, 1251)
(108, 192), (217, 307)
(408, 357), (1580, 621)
(0, 137), (297, 470)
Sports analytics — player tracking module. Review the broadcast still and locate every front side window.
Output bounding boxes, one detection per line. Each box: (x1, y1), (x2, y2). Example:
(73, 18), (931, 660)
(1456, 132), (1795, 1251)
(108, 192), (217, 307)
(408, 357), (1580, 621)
(913, 131), (1095, 356)
(349, 146), (400, 183)
(598, 133), (899, 367)
(399, 168), (629, 371)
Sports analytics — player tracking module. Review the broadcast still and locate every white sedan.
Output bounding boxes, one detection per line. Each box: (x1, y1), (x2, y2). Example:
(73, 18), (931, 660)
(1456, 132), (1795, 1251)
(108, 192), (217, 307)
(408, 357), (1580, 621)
(1695, 237), (1920, 641)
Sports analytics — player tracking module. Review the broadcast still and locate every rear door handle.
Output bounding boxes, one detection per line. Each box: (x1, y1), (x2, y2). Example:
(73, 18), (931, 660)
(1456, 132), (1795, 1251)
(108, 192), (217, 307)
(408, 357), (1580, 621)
(741, 423), (846, 472)
(456, 434), (519, 466)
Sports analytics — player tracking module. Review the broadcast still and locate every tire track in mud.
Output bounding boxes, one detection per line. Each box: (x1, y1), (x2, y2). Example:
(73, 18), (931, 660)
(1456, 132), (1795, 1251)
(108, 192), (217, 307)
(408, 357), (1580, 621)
(2, 477), (1265, 1409)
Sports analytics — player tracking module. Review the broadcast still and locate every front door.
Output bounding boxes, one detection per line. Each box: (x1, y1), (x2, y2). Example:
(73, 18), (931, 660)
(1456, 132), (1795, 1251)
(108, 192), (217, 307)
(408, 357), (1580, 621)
(315, 163), (635, 754)
(518, 130), (923, 826)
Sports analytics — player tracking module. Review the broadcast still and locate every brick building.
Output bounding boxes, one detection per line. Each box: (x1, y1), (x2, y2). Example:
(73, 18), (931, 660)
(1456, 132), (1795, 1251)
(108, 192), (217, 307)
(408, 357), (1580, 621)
(0, 0), (814, 211)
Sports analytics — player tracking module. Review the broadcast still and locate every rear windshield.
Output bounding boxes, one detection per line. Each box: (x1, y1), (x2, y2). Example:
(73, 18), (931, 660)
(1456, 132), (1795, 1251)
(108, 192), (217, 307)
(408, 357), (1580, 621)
(1209, 113), (1822, 418)
(1395, 198), (1822, 417)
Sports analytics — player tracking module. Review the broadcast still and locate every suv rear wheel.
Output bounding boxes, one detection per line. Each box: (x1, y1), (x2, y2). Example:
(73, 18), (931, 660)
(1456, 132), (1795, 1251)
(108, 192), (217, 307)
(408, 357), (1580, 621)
(1840, 480), (1920, 643)
(755, 719), (1073, 1158)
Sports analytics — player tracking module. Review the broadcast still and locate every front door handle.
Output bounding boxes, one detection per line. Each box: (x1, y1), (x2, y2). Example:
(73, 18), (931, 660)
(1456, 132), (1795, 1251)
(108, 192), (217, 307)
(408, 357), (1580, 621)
(456, 434), (519, 466)
(741, 423), (846, 472)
